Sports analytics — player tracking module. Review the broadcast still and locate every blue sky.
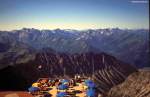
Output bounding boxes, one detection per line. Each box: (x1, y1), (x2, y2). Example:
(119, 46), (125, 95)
(0, 0), (149, 30)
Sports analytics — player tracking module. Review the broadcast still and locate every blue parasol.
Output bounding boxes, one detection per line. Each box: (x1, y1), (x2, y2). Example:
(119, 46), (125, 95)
(57, 92), (67, 97)
(86, 89), (95, 97)
(28, 87), (40, 92)
(61, 79), (69, 84)
(58, 84), (69, 90)
(85, 80), (93, 85)
(87, 82), (95, 88)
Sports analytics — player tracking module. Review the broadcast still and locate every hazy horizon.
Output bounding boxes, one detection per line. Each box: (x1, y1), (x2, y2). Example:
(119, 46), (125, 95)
(0, 27), (150, 31)
(0, 0), (149, 30)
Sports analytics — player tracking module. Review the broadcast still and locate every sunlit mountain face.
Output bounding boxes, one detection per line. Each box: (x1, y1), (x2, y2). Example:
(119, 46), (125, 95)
(0, 28), (149, 69)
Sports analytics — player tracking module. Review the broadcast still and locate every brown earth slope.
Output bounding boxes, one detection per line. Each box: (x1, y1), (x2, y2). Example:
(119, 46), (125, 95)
(107, 69), (150, 97)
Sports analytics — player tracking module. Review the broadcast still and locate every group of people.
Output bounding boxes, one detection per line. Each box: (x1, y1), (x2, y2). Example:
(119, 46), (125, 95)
(28, 76), (96, 97)
(28, 77), (81, 91)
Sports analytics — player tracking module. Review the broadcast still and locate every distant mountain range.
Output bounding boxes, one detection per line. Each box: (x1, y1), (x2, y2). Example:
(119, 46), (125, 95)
(0, 28), (149, 69)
